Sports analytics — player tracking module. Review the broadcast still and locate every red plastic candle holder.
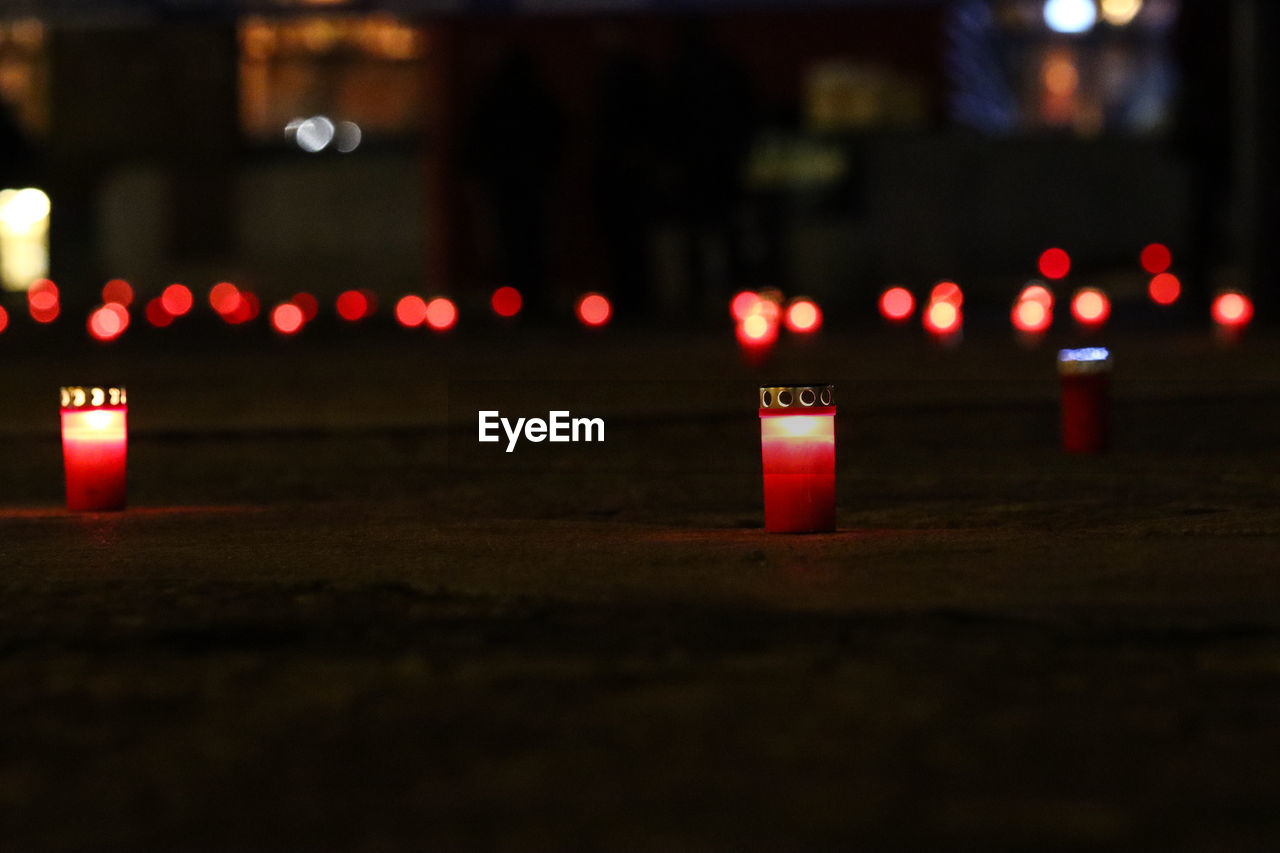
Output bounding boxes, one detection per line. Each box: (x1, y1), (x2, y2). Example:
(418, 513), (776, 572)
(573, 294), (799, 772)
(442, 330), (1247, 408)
(759, 384), (836, 533)
(60, 385), (128, 511)
(1057, 349), (1111, 454)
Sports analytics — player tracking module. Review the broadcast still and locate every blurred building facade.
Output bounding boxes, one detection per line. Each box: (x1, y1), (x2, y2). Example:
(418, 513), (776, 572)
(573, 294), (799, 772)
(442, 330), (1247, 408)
(1, 1), (1264, 316)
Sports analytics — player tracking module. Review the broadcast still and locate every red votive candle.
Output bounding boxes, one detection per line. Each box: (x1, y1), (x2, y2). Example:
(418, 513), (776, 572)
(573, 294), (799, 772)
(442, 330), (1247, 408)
(1057, 348), (1111, 454)
(60, 385), (128, 511)
(759, 384), (836, 533)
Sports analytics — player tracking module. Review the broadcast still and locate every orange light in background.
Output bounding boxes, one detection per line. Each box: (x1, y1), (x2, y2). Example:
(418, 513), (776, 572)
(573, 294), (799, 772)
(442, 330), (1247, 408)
(737, 312), (778, 346)
(336, 289), (368, 322)
(1071, 288), (1111, 326)
(101, 278), (133, 307)
(924, 299), (962, 335)
(1039, 248), (1071, 280)
(576, 292), (612, 328)
(1019, 283), (1054, 308)
(930, 281), (963, 307)
(1148, 273), (1181, 305)
(424, 297), (458, 331)
(88, 305), (127, 342)
(879, 286), (915, 322)
(1140, 243), (1172, 274)
(784, 298), (822, 334)
(1212, 291), (1253, 327)
(145, 297), (174, 328)
(730, 290), (761, 321)
(1012, 297), (1052, 333)
(209, 282), (241, 315)
(291, 292), (319, 322)
(271, 302), (305, 335)
(395, 294), (427, 327)
(161, 283), (194, 317)
(491, 286), (523, 318)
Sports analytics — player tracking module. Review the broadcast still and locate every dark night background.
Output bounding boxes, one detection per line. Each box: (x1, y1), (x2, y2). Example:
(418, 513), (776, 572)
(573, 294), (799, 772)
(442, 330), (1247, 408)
(2, 1), (1279, 850)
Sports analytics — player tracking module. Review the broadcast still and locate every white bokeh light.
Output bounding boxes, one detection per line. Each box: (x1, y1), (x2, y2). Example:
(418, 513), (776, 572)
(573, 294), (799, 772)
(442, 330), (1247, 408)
(295, 115), (335, 153)
(1044, 0), (1098, 34)
(334, 121), (362, 153)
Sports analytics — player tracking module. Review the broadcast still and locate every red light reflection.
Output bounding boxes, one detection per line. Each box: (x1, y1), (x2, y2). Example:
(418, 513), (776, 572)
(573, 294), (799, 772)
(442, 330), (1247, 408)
(1071, 288), (1110, 325)
(395, 295), (428, 327)
(1039, 248), (1071, 280)
(161, 283), (194, 317)
(271, 302), (305, 335)
(491, 286), (523, 318)
(425, 297), (458, 331)
(879, 286), (915, 322)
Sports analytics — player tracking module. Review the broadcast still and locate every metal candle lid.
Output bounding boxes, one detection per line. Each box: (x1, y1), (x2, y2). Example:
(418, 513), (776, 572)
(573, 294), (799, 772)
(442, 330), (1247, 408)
(759, 384), (834, 409)
(1057, 348), (1113, 376)
(60, 386), (127, 408)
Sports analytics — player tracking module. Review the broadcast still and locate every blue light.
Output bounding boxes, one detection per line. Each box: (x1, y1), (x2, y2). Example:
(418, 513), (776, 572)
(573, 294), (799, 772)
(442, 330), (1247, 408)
(1058, 347), (1110, 363)
(1044, 0), (1098, 34)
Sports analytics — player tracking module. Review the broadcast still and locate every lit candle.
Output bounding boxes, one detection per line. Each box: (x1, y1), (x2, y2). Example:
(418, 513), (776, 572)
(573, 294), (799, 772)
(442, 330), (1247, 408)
(60, 385), (128, 511)
(1057, 348), (1110, 454)
(759, 384), (835, 533)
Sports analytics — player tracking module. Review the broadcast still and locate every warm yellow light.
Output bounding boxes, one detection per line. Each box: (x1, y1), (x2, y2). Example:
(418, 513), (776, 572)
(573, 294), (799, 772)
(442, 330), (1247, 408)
(0, 187), (50, 292)
(1100, 0), (1143, 27)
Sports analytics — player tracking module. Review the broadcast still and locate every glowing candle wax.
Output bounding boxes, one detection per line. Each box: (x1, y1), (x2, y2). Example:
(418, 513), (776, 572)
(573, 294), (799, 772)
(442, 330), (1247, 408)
(759, 384), (835, 533)
(1057, 349), (1110, 454)
(60, 385), (128, 511)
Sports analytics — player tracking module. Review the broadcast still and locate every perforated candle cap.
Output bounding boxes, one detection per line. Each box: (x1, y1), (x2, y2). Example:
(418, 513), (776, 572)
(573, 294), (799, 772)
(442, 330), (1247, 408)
(60, 386), (127, 408)
(1057, 348), (1112, 376)
(759, 384), (834, 409)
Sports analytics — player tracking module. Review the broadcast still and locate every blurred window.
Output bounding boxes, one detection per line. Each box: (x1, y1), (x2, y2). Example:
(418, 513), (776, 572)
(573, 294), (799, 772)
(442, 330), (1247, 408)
(239, 15), (425, 145)
(0, 18), (48, 136)
(948, 0), (1179, 136)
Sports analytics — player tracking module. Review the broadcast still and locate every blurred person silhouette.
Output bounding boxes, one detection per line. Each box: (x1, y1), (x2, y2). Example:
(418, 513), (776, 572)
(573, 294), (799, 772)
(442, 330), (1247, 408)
(590, 24), (660, 319)
(462, 48), (565, 318)
(661, 19), (757, 321)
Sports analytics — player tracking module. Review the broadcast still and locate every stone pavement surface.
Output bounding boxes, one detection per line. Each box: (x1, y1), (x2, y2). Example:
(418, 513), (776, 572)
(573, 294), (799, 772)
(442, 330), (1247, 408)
(2, 330), (1278, 850)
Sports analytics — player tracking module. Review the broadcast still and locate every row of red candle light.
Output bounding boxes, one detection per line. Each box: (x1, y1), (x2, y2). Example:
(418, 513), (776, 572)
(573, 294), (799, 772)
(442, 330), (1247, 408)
(0, 279), (616, 340)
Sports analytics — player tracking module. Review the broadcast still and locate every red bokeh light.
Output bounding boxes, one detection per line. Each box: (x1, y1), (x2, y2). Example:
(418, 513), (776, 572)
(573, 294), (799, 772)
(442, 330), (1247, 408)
(736, 313), (779, 348)
(209, 282), (240, 315)
(576, 292), (612, 327)
(1012, 297), (1052, 333)
(161, 283), (194, 317)
(336, 289), (368, 322)
(223, 290), (258, 325)
(1039, 248), (1071, 280)
(730, 290), (761, 321)
(491, 286), (523, 318)
(1212, 292), (1253, 327)
(291, 292), (319, 322)
(87, 305), (127, 342)
(879, 286), (915, 322)
(1019, 283), (1054, 307)
(360, 288), (378, 316)
(1140, 243), (1172, 275)
(784, 298), (822, 333)
(28, 279), (60, 323)
(1148, 273), (1181, 306)
(102, 278), (134, 307)
(395, 294), (428, 327)
(0, 305), (8, 334)
(924, 300), (962, 335)
(425, 297), (458, 331)
(145, 297), (174, 328)
(271, 302), (305, 335)
(1071, 288), (1110, 325)
(930, 281), (963, 307)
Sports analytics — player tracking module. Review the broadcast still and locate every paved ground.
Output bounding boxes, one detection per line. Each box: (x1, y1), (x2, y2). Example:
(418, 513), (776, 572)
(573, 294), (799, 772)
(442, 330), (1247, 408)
(2, 326), (1279, 850)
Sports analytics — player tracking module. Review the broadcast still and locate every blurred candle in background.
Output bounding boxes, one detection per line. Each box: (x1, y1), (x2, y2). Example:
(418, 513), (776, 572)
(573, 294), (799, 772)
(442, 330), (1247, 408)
(759, 384), (836, 533)
(1057, 349), (1111, 454)
(60, 385), (128, 511)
